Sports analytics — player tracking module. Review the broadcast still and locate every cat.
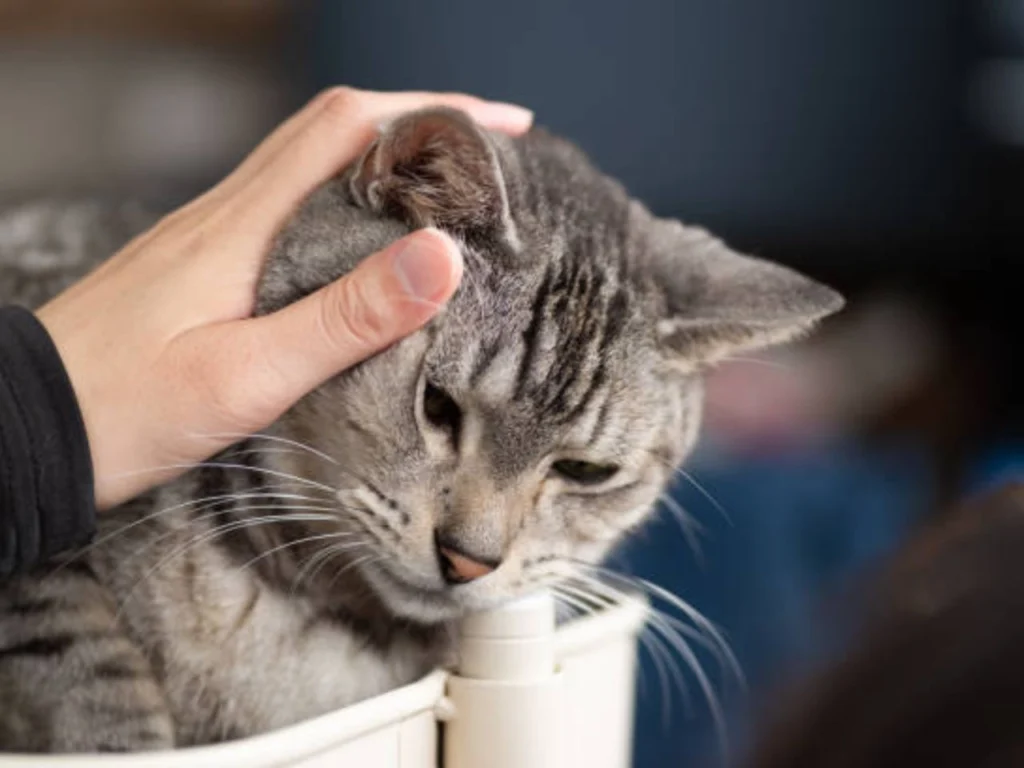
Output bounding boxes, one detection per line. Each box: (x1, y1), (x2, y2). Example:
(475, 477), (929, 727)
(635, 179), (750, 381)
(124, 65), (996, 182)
(0, 107), (842, 753)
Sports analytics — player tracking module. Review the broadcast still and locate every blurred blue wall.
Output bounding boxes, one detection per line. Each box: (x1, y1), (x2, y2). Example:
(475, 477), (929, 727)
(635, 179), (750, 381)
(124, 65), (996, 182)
(615, 444), (929, 765)
(304, 0), (973, 248)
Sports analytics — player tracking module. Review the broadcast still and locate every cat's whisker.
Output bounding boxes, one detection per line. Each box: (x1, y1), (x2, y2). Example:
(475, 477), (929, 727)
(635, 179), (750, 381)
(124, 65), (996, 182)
(222, 447), (308, 460)
(293, 540), (376, 595)
(323, 552), (379, 593)
(644, 450), (731, 525)
(672, 466), (731, 525)
(644, 608), (707, 725)
(635, 624), (679, 722)
(570, 572), (738, 727)
(544, 573), (663, 701)
(573, 564), (744, 689)
(548, 584), (600, 616)
(189, 431), (340, 467)
(181, 495), (362, 537)
(115, 513), (338, 620)
(134, 511), (339, 568)
(195, 462), (338, 495)
(638, 618), (697, 723)
(574, 575), (727, 758)
(291, 540), (352, 595)
(567, 564), (742, 761)
(551, 574), (691, 722)
(119, 501), (342, 569)
(551, 582), (688, 727)
(234, 531), (360, 578)
(188, 502), (339, 525)
(572, 575), (729, 671)
(49, 489), (329, 575)
(110, 462), (338, 496)
(652, 613), (724, 742)
(184, 504), (343, 542)
(720, 355), (795, 372)
(549, 588), (580, 624)
(522, 557), (737, 726)
(656, 492), (707, 566)
(548, 583), (651, 703)
(296, 545), (347, 593)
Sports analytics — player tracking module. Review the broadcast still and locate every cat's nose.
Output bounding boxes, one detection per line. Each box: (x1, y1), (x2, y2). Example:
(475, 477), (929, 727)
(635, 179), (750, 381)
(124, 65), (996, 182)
(435, 532), (501, 585)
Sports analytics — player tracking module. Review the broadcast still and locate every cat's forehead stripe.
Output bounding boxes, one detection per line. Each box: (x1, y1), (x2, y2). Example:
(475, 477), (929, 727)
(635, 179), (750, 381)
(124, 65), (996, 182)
(505, 250), (631, 424)
(511, 264), (552, 398)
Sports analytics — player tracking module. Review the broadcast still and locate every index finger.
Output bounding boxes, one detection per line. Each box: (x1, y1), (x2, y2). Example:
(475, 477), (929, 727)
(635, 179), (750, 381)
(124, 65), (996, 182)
(227, 87), (532, 220)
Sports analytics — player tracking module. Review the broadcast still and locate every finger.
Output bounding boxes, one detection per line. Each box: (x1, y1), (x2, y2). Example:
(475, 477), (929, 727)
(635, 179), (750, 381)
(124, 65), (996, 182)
(368, 90), (534, 135)
(241, 88), (531, 184)
(228, 87), (531, 204)
(205, 228), (462, 427)
(225, 88), (532, 240)
(225, 88), (357, 189)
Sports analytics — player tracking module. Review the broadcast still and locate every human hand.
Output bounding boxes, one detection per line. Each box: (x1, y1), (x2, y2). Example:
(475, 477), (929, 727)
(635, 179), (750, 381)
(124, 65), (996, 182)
(36, 87), (533, 509)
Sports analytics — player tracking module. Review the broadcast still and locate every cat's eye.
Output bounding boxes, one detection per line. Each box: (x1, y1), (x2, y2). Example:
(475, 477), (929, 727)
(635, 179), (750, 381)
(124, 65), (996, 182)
(422, 381), (462, 443)
(552, 459), (619, 486)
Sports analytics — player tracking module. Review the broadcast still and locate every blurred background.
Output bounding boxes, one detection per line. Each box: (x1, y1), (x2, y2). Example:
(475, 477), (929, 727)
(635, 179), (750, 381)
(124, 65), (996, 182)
(2, 0), (1023, 764)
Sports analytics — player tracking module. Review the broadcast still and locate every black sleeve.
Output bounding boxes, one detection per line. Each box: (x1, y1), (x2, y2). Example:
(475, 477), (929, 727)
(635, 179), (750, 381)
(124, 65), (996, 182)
(0, 306), (95, 577)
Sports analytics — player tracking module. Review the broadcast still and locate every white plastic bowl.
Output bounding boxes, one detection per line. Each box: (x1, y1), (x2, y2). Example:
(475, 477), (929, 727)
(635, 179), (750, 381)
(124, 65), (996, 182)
(0, 593), (647, 768)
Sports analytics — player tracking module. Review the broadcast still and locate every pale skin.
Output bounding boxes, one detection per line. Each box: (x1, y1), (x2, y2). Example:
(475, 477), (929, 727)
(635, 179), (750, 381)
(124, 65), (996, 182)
(35, 87), (534, 510)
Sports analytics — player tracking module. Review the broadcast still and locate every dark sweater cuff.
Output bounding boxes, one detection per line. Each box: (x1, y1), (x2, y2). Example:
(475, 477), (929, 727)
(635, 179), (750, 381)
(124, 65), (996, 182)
(0, 306), (95, 576)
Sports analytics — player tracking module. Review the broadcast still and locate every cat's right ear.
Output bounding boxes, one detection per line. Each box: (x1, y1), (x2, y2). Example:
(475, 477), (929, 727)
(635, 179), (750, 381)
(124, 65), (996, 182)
(347, 107), (517, 244)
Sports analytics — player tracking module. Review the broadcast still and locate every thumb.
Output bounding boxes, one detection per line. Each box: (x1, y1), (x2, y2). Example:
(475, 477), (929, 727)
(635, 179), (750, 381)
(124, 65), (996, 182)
(213, 228), (463, 426)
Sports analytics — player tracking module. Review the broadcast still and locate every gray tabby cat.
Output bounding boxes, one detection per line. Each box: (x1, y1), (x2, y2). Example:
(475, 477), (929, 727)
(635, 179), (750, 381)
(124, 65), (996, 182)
(0, 108), (841, 753)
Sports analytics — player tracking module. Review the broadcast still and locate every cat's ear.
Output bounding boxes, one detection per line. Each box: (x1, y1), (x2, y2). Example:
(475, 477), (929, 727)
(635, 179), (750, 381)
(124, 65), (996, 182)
(348, 107), (516, 242)
(649, 217), (843, 364)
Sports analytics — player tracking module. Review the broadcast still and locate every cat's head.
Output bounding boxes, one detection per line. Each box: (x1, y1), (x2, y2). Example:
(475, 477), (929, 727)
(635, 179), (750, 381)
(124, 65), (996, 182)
(256, 107), (842, 623)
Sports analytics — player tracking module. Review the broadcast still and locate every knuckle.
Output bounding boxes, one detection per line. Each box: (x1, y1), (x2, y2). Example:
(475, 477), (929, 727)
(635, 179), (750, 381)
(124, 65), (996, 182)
(318, 86), (364, 121)
(197, 358), (252, 429)
(441, 92), (482, 111)
(183, 344), (270, 432)
(320, 277), (390, 355)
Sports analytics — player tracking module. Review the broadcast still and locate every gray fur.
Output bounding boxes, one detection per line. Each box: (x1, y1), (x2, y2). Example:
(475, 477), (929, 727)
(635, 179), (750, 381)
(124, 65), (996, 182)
(0, 109), (842, 753)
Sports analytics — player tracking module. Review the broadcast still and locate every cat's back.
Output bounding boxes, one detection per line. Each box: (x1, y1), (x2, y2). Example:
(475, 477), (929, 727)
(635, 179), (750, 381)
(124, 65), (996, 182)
(0, 199), (157, 309)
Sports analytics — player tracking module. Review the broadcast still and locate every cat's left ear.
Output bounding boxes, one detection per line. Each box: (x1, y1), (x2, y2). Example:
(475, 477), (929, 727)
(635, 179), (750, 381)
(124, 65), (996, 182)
(348, 107), (516, 243)
(649, 217), (844, 364)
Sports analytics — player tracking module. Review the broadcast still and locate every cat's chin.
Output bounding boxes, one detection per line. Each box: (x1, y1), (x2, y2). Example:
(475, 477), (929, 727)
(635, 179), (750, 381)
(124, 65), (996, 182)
(361, 559), (512, 625)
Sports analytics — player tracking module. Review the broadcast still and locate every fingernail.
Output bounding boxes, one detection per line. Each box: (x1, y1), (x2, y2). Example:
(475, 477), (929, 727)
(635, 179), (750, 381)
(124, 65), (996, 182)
(482, 102), (534, 129)
(393, 229), (463, 300)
